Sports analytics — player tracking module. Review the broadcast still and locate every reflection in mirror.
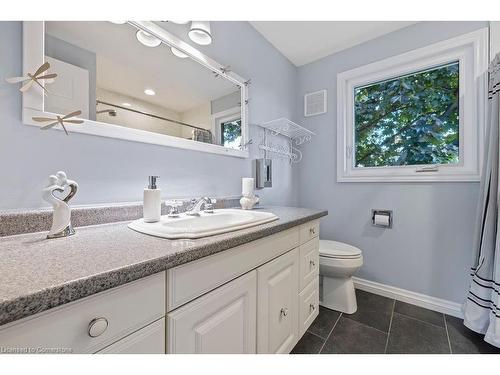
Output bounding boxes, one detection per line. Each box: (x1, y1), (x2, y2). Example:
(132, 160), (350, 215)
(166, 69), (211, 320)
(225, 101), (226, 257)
(43, 21), (243, 150)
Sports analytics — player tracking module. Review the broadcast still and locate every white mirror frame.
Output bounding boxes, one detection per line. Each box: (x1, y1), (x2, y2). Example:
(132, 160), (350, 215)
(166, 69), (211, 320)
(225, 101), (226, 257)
(22, 21), (249, 158)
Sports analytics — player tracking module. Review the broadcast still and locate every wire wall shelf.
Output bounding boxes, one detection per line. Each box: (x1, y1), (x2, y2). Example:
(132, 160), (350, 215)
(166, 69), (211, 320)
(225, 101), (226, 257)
(259, 118), (315, 145)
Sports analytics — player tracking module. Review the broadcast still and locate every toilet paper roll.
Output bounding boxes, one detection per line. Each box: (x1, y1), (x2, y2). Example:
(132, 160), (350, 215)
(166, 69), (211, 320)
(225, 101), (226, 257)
(374, 214), (390, 227)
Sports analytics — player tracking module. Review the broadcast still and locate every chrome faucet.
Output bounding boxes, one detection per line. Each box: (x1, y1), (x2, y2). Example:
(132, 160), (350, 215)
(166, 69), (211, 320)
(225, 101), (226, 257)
(186, 197), (216, 216)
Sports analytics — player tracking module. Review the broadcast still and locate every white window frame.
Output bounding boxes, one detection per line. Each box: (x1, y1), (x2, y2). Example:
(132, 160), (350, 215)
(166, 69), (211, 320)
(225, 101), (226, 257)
(337, 28), (488, 182)
(211, 106), (242, 148)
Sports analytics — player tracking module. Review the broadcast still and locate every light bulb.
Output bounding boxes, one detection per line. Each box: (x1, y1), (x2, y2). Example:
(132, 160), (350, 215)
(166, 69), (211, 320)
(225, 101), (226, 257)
(136, 30), (161, 47)
(188, 21), (212, 45)
(171, 47), (189, 58)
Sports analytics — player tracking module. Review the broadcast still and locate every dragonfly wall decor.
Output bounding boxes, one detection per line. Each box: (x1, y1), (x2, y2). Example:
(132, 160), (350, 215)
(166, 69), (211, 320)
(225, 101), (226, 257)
(5, 61), (57, 93)
(32, 110), (84, 136)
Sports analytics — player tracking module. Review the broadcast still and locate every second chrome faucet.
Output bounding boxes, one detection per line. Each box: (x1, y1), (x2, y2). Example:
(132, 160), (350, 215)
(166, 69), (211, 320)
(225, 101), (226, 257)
(186, 197), (217, 216)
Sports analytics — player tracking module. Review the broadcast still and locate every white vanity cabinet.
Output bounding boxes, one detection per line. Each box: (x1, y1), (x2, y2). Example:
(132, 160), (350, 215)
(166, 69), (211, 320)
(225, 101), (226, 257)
(167, 271), (257, 354)
(257, 248), (299, 354)
(0, 272), (166, 354)
(165, 219), (320, 354)
(0, 219), (321, 354)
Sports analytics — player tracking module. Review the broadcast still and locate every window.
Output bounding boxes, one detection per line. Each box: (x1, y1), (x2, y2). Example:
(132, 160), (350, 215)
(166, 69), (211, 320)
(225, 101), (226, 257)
(337, 29), (488, 182)
(212, 107), (242, 150)
(220, 118), (242, 149)
(354, 62), (460, 168)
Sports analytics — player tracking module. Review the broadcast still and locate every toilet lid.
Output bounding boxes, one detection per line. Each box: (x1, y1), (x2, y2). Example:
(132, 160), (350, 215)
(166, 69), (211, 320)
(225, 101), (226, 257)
(319, 240), (362, 259)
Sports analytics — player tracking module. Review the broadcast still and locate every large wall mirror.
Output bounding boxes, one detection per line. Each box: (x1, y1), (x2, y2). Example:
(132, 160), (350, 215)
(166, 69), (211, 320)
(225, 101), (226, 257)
(22, 21), (249, 157)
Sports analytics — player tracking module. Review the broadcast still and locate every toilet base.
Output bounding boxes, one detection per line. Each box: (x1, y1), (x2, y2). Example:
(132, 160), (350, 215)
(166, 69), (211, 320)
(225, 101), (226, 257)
(319, 275), (358, 314)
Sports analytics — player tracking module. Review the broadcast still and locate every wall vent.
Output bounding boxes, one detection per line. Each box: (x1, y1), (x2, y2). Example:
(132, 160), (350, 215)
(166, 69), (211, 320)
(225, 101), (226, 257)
(304, 89), (327, 117)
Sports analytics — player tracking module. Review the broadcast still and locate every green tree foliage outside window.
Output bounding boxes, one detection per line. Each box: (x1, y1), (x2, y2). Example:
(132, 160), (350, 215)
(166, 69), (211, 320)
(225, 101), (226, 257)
(354, 62), (460, 167)
(221, 119), (242, 149)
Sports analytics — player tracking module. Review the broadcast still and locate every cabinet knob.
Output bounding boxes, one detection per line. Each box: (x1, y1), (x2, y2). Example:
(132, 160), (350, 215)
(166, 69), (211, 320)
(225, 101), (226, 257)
(310, 260), (316, 267)
(310, 304), (316, 311)
(88, 317), (108, 338)
(310, 227), (316, 235)
(280, 307), (289, 318)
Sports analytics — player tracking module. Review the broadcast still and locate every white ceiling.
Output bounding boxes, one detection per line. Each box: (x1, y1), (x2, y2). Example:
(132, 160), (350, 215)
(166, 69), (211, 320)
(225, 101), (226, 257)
(250, 21), (416, 66)
(46, 22), (238, 113)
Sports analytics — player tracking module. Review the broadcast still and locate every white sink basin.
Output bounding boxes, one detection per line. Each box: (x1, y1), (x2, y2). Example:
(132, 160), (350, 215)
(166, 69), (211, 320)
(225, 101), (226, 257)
(128, 209), (279, 239)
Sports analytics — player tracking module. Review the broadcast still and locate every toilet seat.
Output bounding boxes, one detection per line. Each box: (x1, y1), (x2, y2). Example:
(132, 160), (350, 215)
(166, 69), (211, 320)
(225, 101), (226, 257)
(319, 240), (362, 259)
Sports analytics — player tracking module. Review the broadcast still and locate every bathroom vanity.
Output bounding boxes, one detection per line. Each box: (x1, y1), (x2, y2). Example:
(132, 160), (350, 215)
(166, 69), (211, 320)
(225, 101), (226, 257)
(0, 207), (326, 354)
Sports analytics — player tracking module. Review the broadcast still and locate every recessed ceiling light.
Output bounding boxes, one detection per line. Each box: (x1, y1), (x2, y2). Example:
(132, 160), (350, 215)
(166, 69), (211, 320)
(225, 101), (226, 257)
(188, 21), (212, 45)
(122, 102), (132, 107)
(136, 30), (161, 47)
(144, 89), (156, 96)
(170, 47), (189, 59)
(109, 21), (127, 24)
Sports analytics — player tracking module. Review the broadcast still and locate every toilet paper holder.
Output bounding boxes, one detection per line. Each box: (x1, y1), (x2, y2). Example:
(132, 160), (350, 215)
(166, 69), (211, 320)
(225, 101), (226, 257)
(371, 209), (393, 228)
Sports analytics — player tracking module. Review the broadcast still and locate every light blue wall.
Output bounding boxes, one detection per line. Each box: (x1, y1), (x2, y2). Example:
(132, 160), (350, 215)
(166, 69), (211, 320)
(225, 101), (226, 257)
(296, 21), (488, 304)
(0, 21), (298, 209)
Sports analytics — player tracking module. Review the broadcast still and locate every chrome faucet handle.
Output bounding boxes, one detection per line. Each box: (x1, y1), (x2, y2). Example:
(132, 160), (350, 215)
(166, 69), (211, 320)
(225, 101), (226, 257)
(204, 197), (217, 213)
(204, 202), (215, 213)
(165, 200), (183, 218)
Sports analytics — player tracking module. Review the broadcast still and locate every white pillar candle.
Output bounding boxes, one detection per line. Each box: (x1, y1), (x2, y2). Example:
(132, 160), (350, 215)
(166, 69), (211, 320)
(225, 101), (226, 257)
(242, 177), (254, 196)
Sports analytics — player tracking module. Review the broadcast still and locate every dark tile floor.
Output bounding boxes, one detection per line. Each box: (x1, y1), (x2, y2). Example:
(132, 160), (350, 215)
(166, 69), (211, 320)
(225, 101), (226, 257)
(291, 289), (500, 354)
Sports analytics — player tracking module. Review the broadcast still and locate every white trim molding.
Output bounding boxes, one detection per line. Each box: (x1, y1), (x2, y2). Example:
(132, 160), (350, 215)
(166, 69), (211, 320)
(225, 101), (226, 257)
(337, 28), (488, 182)
(353, 276), (463, 318)
(21, 21), (249, 159)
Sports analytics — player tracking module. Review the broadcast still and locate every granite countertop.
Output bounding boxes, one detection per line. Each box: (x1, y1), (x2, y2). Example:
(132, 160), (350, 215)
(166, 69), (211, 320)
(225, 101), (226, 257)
(0, 206), (327, 326)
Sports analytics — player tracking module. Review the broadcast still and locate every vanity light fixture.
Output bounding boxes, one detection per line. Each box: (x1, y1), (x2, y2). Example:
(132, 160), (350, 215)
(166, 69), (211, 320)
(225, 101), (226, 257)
(144, 89), (156, 96)
(170, 47), (189, 59)
(136, 30), (162, 47)
(188, 21), (212, 45)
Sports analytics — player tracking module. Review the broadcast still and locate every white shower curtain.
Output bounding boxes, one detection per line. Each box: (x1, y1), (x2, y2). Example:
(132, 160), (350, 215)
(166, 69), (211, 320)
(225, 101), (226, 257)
(463, 53), (500, 348)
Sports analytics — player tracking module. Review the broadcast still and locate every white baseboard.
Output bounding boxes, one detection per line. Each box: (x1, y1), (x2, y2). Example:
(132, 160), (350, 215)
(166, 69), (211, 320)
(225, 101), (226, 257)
(352, 277), (463, 318)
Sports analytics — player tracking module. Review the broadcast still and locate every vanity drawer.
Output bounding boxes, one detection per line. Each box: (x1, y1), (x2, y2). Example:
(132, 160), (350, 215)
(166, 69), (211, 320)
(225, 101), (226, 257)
(167, 227), (299, 311)
(0, 272), (166, 354)
(298, 277), (319, 337)
(299, 237), (319, 291)
(299, 220), (319, 244)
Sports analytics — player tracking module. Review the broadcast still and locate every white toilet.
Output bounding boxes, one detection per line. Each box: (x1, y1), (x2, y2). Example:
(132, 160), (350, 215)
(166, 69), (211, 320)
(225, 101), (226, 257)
(319, 240), (363, 314)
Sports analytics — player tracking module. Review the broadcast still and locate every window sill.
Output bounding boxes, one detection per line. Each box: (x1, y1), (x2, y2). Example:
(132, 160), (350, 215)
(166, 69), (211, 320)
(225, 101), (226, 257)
(337, 170), (481, 183)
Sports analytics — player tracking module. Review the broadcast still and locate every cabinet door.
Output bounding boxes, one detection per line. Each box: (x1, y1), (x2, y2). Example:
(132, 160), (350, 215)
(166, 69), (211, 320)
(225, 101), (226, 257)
(257, 248), (299, 354)
(167, 270), (257, 354)
(98, 318), (165, 354)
